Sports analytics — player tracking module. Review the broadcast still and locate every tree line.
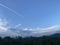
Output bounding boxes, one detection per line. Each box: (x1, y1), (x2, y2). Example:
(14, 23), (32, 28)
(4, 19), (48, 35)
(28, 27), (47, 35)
(0, 36), (59, 45)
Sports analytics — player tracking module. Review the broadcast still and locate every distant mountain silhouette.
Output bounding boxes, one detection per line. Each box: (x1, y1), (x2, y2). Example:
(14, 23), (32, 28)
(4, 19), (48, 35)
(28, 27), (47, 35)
(46, 33), (60, 38)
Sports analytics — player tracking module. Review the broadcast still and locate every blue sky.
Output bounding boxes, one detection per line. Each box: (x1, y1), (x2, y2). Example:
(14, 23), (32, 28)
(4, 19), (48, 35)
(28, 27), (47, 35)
(0, 0), (60, 28)
(0, 0), (60, 37)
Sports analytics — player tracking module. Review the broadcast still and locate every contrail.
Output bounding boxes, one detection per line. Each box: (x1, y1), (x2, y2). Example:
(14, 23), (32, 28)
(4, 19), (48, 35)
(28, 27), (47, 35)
(0, 3), (23, 17)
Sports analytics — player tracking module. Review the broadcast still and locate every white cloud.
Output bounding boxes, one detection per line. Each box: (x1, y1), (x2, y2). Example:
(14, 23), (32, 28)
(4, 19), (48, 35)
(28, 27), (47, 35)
(14, 24), (21, 28)
(0, 18), (19, 37)
(12, 25), (60, 37)
(0, 18), (8, 32)
(22, 28), (33, 31)
(15, 25), (60, 37)
(0, 18), (60, 37)
(31, 25), (60, 36)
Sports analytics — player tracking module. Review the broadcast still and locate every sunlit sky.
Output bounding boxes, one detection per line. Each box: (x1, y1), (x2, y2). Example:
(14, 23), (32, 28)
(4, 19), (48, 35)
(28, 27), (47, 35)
(0, 0), (60, 28)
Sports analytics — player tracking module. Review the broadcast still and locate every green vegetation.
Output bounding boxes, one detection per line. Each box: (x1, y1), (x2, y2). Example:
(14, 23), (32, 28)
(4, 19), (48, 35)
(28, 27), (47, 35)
(0, 35), (60, 45)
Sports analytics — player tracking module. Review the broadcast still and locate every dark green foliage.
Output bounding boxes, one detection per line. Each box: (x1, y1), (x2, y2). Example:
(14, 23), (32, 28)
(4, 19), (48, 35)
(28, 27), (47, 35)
(0, 35), (60, 45)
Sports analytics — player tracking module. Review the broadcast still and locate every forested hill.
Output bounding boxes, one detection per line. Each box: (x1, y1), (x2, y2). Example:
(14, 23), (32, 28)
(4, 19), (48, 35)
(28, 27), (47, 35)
(0, 33), (60, 45)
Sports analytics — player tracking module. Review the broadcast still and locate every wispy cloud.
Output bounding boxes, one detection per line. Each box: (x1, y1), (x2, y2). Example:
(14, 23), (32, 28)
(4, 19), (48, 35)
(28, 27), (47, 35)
(32, 25), (60, 37)
(0, 18), (19, 37)
(15, 25), (60, 37)
(0, 18), (8, 32)
(0, 18), (60, 37)
(14, 24), (22, 28)
(22, 28), (33, 31)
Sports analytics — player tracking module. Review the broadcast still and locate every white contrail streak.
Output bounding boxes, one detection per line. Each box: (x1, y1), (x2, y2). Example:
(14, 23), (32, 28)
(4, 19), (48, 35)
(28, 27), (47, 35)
(0, 3), (23, 17)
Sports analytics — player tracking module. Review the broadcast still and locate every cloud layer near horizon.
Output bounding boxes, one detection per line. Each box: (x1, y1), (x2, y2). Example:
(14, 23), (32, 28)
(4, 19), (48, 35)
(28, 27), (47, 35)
(0, 18), (19, 37)
(0, 18), (60, 37)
